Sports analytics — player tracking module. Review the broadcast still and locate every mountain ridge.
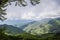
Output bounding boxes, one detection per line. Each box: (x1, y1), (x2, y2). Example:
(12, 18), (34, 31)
(23, 17), (60, 35)
(0, 24), (24, 35)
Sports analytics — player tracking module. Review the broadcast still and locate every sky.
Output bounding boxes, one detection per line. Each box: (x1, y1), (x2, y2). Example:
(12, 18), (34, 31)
(4, 0), (60, 20)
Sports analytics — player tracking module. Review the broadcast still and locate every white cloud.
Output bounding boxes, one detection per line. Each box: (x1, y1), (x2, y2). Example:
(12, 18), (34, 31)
(5, 0), (60, 20)
(21, 12), (36, 20)
(5, 12), (21, 20)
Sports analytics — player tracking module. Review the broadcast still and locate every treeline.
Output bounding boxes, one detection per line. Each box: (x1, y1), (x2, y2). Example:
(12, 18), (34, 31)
(0, 29), (60, 40)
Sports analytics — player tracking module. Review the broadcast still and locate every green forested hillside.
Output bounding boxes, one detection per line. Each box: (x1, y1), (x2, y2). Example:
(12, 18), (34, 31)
(0, 29), (60, 40)
(23, 18), (60, 35)
(0, 24), (24, 35)
(0, 18), (60, 40)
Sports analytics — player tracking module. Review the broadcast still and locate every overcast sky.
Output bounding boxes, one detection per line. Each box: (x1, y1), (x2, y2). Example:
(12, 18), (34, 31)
(5, 0), (60, 20)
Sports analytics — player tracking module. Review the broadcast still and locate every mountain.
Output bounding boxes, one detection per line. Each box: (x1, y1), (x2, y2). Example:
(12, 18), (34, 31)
(23, 18), (60, 35)
(0, 18), (60, 36)
(23, 18), (52, 35)
(48, 17), (60, 33)
(19, 21), (36, 29)
(0, 24), (24, 35)
(0, 20), (33, 27)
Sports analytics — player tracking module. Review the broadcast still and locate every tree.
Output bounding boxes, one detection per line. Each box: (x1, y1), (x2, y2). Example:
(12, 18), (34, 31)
(0, 0), (40, 21)
(0, 0), (8, 21)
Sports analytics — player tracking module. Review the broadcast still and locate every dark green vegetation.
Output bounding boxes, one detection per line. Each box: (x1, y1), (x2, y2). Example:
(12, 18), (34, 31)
(0, 17), (60, 40)
(0, 24), (24, 35)
(0, 28), (60, 40)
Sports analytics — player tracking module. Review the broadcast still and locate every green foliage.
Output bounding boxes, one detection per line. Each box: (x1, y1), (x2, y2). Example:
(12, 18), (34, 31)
(0, 28), (60, 40)
(8, 0), (40, 6)
(0, 8), (7, 21)
(0, 0), (8, 21)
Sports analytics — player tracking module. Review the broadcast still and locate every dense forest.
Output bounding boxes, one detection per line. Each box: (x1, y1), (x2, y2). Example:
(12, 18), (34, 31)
(0, 28), (60, 40)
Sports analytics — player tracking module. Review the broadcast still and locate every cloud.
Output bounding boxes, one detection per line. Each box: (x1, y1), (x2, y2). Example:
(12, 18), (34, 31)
(33, 0), (60, 19)
(5, 0), (60, 20)
(20, 11), (38, 20)
(5, 12), (22, 20)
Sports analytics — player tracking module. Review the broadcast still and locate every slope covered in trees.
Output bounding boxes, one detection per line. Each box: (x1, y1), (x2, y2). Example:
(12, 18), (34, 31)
(0, 28), (60, 40)
(23, 18), (60, 35)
